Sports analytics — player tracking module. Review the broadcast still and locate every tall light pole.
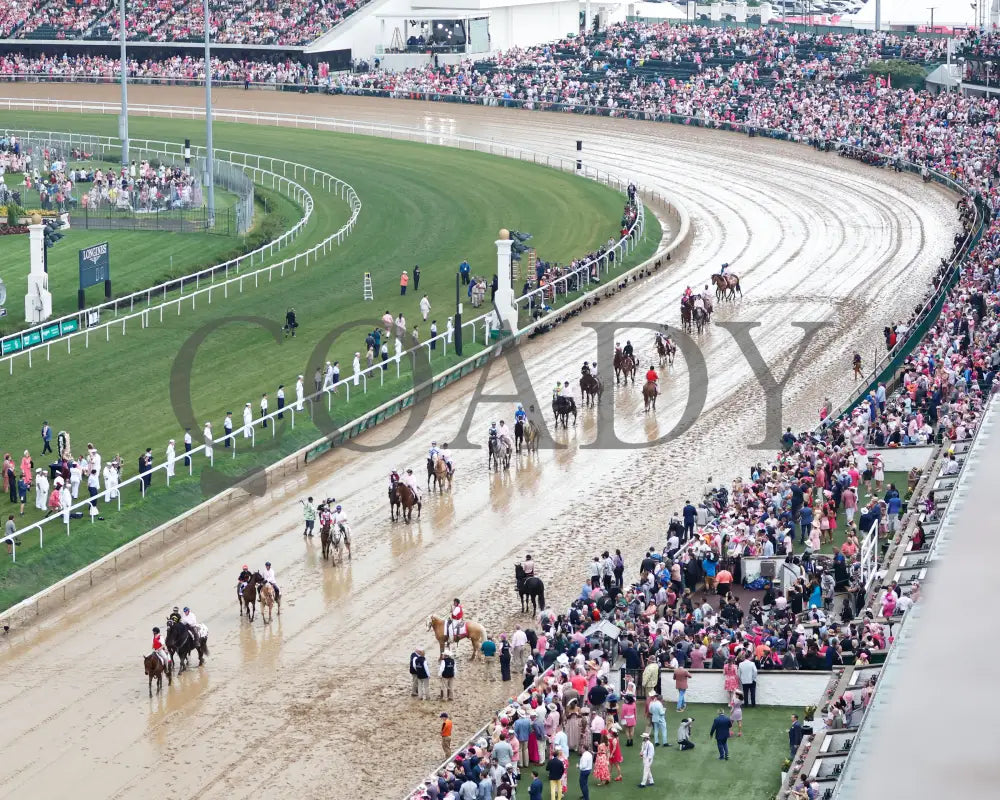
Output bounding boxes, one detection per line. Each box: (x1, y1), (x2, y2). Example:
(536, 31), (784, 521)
(204, 0), (215, 227)
(875, 0), (881, 32)
(119, 0), (129, 167)
(928, 6), (937, 32)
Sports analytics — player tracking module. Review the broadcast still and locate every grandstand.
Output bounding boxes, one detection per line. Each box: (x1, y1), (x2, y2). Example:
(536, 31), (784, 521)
(0, 0), (373, 46)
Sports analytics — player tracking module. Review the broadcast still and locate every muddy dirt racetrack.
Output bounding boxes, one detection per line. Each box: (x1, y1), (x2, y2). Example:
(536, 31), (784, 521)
(0, 85), (958, 800)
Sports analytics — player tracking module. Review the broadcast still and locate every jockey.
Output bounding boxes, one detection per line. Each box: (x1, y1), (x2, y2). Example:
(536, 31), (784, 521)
(448, 598), (464, 641)
(332, 504), (350, 536)
(318, 503), (333, 531)
(614, 341), (623, 356)
(581, 361), (591, 377)
(389, 470), (400, 489)
(402, 468), (422, 501)
(646, 365), (659, 393)
(702, 285), (712, 302)
(514, 403), (527, 423)
(522, 554), (536, 577)
(590, 361), (598, 378)
(151, 627), (169, 666)
(623, 340), (635, 360)
(237, 564), (252, 593)
(497, 421), (514, 451)
(181, 607), (198, 633)
(552, 382), (562, 400)
(684, 286), (693, 299)
(168, 606), (182, 626)
(562, 381), (572, 399)
(428, 441), (440, 462)
(719, 262), (729, 275)
(262, 561), (280, 599)
(440, 443), (455, 474)
(693, 293), (706, 313)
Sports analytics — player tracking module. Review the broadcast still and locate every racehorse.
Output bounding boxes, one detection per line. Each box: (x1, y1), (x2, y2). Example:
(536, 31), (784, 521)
(259, 578), (279, 624)
(515, 419), (540, 453)
(430, 454), (452, 491)
(165, 619), (209, 674)
(240, 572), (260, 621)
(655, 333), (676, 366)
(681, 299), (693, 333)
(428, 614), (486, 660)
(643, 380), (658, 412)
(488, 435), (512, 471)
(613, 351), (637, 384)
(390, 480), (421, 522)
(321, 518), (351, 564)
(514, 563), (546, 615)
(711, 272), (742, 301)
(552, 395), (577, 429)
(580, 373), (603, 406)
(694, 306), (707, 334)
(143, 653), (172, 696)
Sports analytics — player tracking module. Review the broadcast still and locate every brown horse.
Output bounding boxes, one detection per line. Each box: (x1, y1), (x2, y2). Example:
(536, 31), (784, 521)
(259, 580), (279, 624)
(430, 454), (452, 492)
(427, 614), (486, 660)
(643, 380), (658, 412)
(613, 352), (637, 384)
(240, 572), (260, 621)
(390, 481), (421, 522)
(711, 273), (741, 301)
(580, 373), (603, 406)
(655, 334), (676, 366)
(143, 653), (172, 696)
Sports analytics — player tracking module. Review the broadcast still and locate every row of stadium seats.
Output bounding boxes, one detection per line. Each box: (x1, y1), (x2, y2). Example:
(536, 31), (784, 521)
(0, 0), (373, 46)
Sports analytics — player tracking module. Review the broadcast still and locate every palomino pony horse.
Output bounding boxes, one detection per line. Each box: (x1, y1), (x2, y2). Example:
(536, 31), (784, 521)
(430, 454), (452, 491)
(143, 653), (172, 696)
(259, 579), (279, 624)
(515, 419), (539, 453)
(427, 614), (486, 659)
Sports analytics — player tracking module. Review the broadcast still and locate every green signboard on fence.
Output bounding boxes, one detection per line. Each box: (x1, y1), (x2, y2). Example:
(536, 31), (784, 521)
(1, 335), (22, 355)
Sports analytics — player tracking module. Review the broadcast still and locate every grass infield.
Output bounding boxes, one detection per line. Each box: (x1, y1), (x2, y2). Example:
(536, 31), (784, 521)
(0, 110), (661, 611)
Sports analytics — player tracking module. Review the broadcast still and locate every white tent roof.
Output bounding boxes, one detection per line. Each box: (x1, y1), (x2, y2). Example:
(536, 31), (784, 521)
(582, 620), (622, 640)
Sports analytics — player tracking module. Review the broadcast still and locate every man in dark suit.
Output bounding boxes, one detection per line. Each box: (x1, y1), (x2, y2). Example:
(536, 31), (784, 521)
(682, 501), (698, 540)
(139, 448), (153, 491)
(789, 714), (804, 760)
(709, 709), (732, 760)
(528, 770), (543, 800)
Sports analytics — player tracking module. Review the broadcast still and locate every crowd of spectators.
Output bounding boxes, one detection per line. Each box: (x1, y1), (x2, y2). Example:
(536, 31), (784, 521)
(0, 53), (327, 86)
(0, 0), (370, 45)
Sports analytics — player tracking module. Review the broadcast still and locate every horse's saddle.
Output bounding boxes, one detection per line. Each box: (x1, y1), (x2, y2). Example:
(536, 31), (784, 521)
(450, 621), (467, 638)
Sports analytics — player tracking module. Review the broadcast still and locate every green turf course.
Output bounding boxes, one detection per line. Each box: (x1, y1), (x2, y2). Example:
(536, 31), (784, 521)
(0, 110), (662, 610)
(561, 703), (794, 800)
(0, 178), (302, 331)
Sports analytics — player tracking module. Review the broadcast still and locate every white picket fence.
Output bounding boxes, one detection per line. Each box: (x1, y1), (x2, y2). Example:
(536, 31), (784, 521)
(0, 98), (658, 560)
(0, 127), (362, 371)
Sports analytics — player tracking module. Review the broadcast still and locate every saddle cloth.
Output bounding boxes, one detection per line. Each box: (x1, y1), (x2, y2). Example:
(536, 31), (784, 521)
(450, 621), (467, 638)
(194, 623), (209, 640)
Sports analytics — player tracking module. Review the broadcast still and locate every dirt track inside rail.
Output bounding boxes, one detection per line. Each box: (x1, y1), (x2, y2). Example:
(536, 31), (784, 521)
(0, 84), (959, 800)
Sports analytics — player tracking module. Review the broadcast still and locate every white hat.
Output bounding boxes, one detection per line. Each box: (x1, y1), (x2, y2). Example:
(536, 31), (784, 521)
(648, 690), (657, 696)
